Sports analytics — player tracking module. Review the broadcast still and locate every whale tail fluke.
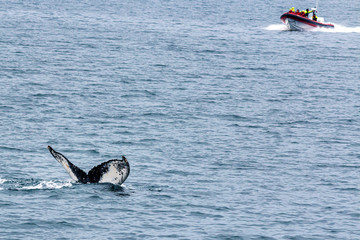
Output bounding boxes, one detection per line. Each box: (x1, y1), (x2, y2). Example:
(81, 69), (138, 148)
(47, 146), (130, 185)
(47, 146), (88, 183)
(88, 157), (130, 184)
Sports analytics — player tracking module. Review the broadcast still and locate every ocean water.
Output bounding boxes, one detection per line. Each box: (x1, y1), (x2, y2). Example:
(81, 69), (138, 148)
(1, 0), (360, 239)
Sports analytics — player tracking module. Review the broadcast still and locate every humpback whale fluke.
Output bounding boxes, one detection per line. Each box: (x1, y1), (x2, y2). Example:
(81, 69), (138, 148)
(47, 146), (130, 185)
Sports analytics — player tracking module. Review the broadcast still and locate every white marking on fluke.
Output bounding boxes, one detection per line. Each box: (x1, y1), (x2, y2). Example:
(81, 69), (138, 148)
(47, 146), (130, 185)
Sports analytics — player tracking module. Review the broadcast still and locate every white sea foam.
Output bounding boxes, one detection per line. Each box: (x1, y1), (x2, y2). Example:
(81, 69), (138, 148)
(265, 24), (288, 31)
(265, 23), (360, 33)
(21, 180), (73, 190)
(319, 24), (360, 33)
(0, 178), (7, 184)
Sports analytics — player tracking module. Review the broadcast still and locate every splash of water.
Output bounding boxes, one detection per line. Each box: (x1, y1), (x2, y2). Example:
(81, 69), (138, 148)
(319, 24), (360, 33)
(265, 23), (360, 33)
(265, 24), (288, 31)
(21, 180), (73, 190)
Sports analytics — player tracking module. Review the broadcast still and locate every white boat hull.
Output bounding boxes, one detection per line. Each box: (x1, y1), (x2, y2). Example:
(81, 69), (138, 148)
(285, 18), (315, 31)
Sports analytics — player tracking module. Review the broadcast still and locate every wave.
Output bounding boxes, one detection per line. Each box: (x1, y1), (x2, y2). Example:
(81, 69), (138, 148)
(0, 178), (7, 184)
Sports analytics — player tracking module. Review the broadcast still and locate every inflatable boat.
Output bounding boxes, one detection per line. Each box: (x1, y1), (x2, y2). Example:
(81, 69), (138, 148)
(280, 12), (334, 31)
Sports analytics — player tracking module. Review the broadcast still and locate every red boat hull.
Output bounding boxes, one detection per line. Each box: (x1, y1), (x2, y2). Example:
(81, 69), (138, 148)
(280, 12), (334, 31)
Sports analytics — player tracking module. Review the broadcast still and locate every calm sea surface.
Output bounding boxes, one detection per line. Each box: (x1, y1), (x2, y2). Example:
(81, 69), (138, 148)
(1, 0), (360, 239)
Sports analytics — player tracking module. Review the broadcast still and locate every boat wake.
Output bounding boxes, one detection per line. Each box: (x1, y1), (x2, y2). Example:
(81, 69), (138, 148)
(265, 24), (360, 33)
(318, 24), (360, 33)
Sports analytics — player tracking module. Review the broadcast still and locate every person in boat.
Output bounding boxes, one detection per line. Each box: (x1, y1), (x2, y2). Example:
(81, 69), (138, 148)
(295, 9), (300, 15)
(300, 10), (306, 17)
(304, 8), (314, 18)
(312, 12), (318, 21)
(289, 7), (295, 13)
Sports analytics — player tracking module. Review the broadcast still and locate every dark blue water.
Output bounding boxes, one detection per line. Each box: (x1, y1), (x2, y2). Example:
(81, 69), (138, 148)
(1, 0), (360, 239)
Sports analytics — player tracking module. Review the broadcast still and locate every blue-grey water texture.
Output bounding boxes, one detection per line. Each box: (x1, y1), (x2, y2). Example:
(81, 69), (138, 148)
(1, 0), (360, 239)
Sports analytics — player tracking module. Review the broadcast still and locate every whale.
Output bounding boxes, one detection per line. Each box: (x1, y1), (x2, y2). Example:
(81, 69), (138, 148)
(47, 146), (130, 185)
